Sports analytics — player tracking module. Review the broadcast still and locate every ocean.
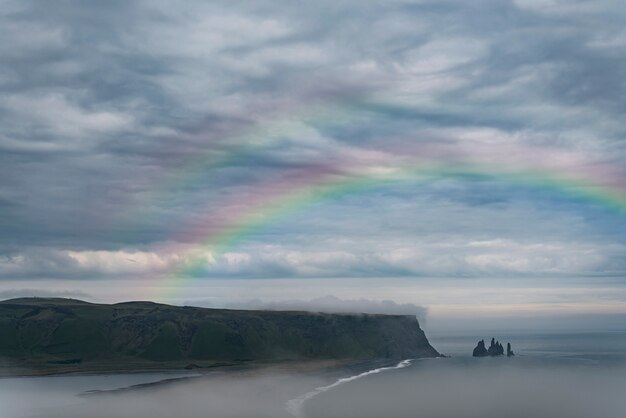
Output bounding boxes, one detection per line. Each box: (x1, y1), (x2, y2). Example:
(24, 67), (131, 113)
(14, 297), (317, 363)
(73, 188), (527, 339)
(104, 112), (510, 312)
(302, 331), (626, 418)
(2, 331), (625, 417)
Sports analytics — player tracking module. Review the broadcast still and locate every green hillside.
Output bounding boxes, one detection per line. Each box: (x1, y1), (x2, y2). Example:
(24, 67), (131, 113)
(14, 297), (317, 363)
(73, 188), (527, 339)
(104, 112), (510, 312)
(0, 298), (439, 375)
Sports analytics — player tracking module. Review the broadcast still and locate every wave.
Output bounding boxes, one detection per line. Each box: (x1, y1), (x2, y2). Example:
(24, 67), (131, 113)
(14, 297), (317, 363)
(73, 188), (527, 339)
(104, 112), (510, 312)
(285, 359), (413, 417)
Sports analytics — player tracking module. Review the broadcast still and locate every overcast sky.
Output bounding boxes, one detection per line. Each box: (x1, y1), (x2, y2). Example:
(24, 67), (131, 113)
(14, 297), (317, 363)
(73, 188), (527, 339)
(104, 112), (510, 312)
(1, 0), (625, 327)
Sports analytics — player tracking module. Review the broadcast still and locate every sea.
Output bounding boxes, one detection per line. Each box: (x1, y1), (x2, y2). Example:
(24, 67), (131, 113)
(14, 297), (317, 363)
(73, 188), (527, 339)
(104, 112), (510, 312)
(301, 331), (626, 418)
(2, 331), (626, 418)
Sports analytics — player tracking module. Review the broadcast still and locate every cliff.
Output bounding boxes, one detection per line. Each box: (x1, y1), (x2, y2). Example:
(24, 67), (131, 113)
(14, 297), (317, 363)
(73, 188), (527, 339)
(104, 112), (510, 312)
(0, 298), (439, 375)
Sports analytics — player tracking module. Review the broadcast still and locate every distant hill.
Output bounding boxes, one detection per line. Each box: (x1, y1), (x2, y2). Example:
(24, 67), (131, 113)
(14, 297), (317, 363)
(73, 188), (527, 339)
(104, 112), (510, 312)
(0, 298), (439, 375)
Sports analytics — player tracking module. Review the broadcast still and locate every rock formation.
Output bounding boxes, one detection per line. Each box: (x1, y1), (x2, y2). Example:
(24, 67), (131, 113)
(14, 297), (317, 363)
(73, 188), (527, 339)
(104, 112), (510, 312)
(472, 339), (488, 357)
(472, 337), (513, 357)
(487, 338), (504, 356)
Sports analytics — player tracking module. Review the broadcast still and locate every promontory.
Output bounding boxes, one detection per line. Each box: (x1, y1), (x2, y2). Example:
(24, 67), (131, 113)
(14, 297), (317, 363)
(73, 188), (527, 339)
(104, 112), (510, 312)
(0, 298), (439, 375)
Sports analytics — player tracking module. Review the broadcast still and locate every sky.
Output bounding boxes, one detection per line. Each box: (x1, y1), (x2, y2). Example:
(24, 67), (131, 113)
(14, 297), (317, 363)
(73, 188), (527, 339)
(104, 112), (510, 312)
(1, 0), (626, 330)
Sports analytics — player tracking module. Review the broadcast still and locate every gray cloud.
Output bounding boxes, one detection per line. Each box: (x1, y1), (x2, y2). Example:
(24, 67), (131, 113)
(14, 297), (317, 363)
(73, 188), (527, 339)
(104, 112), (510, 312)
(0, 0), (625, 284)
(0, 288), (91, 301)
(209, 295), (428, 322)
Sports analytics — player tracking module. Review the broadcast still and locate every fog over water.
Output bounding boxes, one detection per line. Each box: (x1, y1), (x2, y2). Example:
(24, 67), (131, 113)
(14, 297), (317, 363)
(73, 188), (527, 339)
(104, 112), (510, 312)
(2, 332), (626, 418)
(2, 372), (328, 418)
(306, 358), (626, 418)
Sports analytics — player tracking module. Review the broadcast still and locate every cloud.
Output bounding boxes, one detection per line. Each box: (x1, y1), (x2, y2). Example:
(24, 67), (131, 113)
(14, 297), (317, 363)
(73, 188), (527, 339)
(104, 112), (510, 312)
(0, 288), (91, 301)
(198, 295), (428, 322)
(0, 0), (625, 288)
(2, 233), (623, 280)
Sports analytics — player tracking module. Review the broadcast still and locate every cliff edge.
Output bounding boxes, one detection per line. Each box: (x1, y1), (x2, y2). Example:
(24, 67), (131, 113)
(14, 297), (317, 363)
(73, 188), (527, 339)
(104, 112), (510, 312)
(0, 298), (439, 375)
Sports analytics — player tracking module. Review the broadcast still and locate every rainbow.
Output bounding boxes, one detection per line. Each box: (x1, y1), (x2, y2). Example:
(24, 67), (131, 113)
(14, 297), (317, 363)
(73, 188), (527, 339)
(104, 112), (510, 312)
(149, 152), (626, 300)
(119, 89), (370, 223)
(118, 97), (626, 300)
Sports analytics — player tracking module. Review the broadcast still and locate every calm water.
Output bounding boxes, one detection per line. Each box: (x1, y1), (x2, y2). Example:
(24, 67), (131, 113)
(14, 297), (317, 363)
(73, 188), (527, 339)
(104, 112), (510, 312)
(1, 332), (625, 417)
(430, 330), (626, 359)
(304, 331), (626, 418)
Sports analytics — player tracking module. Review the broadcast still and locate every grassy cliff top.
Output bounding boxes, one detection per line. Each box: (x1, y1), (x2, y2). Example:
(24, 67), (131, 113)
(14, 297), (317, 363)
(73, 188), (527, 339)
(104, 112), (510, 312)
(0, 297), (439, 376)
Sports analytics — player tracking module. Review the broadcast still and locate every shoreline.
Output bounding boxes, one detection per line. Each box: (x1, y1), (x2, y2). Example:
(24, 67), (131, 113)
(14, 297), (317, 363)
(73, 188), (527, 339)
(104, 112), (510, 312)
(72, 357), (420, 417)
(77, 358), (403, 395)
(0, 357), (411, 379)
(75, 357), (423, 418)
(285, 358), (416, 417)
(0, 356), (434, 418)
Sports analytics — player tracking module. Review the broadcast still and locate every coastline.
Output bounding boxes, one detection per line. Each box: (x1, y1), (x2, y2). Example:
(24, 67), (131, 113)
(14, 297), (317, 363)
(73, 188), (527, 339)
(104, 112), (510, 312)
(74, 358), (404, 395)
(0, 356), (416, 379)
(285, 358), (416, 417)
(0, 357), (427, 418)
(72, 357), (419, 418)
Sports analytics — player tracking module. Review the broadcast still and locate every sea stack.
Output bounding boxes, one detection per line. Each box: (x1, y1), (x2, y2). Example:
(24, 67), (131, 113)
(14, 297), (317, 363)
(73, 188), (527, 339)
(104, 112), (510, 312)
(507, 342), (515, 357)
(487, 338), (504, 356)
(472, 339), (488, 357)
(472, 338), (513, 357)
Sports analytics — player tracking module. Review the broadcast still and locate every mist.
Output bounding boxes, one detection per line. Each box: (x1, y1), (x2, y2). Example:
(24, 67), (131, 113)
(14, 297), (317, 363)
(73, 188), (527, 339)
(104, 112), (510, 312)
(3, 359), (626, 418)
(0, 370), (328, 418)
(306, 359), (626, 418)
(211, 295), (428, 322)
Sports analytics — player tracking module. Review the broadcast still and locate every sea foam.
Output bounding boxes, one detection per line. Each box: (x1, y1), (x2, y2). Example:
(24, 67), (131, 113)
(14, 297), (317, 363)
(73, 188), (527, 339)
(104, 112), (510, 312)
(285, 359), (413, 417)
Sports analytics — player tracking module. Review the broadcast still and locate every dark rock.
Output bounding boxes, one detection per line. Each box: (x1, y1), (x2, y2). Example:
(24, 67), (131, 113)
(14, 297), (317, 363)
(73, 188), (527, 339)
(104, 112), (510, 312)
(473, 337), (510, 357)
(472, 339), (488, 357)
(507, 342), (514, 357)
(487, 338), (504, 356)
